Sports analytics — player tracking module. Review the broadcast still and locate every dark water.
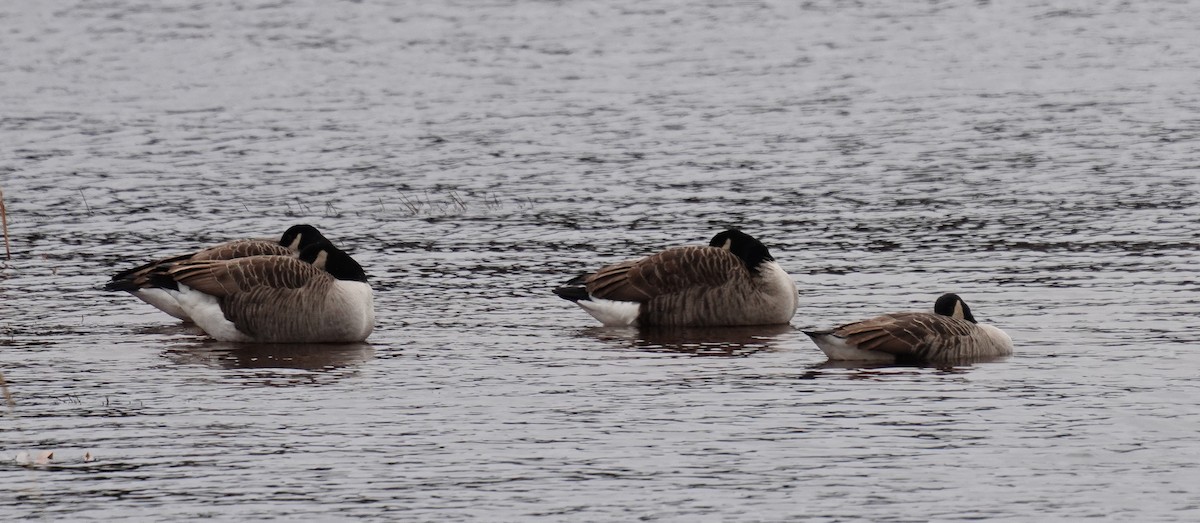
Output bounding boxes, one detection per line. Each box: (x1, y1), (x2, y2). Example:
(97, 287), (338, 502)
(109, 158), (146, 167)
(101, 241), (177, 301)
(3, 0), (1200, 520)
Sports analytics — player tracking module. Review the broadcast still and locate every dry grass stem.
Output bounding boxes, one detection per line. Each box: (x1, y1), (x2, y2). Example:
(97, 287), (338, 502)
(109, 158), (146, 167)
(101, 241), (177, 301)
(0, 371), (13, 411)
(0, 187), (9, 259)
(78, 188), (92, 215)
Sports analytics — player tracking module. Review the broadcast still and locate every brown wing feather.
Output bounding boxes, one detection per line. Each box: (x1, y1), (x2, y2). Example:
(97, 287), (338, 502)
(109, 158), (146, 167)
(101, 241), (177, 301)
(584, 260), (647, 301)
(835, 312), (977, 357)
(190, 240), (293, 261)
(110, 252), (194, 282)
(219, 286), (327, 339)
(167, 256), (334, 336)
(584, 246), (745, 302)
(113, 239), (292, 286)
(167, 256), (329, 298)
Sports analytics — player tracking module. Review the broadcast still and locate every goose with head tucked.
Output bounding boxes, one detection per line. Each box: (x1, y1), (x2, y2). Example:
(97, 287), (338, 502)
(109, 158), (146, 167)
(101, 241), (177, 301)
(553, 230), (798, 327)
(803, 293), (1013, 363)
(145, 240), (375, 343)
(104, 224), (328, 321)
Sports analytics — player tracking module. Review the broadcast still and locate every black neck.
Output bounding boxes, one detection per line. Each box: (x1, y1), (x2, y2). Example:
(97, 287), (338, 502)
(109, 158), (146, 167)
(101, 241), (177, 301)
(709, 229), (774, 272)
(299, 241), (368, 282)
(933, 293), (976, 323)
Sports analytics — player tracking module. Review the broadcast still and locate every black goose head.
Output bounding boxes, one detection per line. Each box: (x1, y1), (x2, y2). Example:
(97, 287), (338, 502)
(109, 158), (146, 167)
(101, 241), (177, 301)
(708, 229), (775, 272)
(934, 293), (976, 323)
(299, 240), (368, 283)
(278, 224), (329, 252)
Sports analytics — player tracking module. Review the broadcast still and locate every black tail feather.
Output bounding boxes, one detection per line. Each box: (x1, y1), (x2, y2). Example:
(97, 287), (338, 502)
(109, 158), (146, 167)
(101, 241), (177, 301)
(102, 279), (140, 292)
(553, 272), (592, 302)
(553, 285), (590, 302)
(105, 265), (179, 292)
(108, 253), (191, 282)
(146, 271), (179, 291)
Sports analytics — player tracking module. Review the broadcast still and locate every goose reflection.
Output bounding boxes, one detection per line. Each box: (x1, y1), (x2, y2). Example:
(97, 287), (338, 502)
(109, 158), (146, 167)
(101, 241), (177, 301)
(797, 358), (989, 381)
(164, 341), (374, 372)
(810, 356), (1004, 370)
(132, 323), (207, 337)
(579, 324), (795, 356)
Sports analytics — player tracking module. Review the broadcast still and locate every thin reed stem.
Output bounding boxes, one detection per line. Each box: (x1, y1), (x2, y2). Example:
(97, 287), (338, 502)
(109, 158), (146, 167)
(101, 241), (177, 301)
(0, 188), (9, 260)
(0, 371), (13, 411)
(78, 189), (92, 215)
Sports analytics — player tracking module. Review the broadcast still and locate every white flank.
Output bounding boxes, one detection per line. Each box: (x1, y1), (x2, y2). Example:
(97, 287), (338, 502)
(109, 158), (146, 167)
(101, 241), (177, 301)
(132, 288), (191, 322)
(169, 280), (375, 343)
(808, 333), (896, 362)
(331, 281), (376, 342)
(577, 297), (641, 327)
(757, 261), (799, 323)
(977, 323), (1014, 356)
(170, 284), (251, 342)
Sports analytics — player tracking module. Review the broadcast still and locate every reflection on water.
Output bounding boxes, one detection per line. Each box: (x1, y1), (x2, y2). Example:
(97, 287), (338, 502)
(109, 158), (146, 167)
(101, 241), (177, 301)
(163, 341), (374, 372)
(582, 324), (796, 356)
(796, 359), (991, 383)
(808, 357), (1002, 372)
(132, 323), (205, 337)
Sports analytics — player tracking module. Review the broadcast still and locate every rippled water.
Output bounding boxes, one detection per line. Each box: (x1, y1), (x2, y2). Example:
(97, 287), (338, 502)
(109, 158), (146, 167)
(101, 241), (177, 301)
(3, 0), (1200, 520)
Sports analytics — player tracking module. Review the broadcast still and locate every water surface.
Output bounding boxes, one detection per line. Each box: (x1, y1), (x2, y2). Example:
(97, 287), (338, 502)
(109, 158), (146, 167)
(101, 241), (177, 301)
(2, 1), (1200, 521)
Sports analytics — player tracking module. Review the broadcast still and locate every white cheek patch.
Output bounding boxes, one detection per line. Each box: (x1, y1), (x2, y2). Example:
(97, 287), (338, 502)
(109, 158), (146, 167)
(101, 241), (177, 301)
(721, 239), (732, 250)
(313, 251), (329, 270)
(952, 301), (964, 320)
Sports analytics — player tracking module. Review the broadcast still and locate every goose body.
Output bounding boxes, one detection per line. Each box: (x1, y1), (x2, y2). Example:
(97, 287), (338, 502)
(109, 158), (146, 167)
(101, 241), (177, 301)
(105, 225), (328, 321)
(553, 230), (798, 327)
(804, 294), (1013, 363)
(147, 240), (374, 343)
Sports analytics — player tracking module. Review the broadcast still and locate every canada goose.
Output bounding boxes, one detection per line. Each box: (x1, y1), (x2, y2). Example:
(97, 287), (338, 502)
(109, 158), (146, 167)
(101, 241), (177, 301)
(105, 224), (328, 321)
(553, 230), (798, 327)
(803, 293), (1013, 363)
(145, 240), (374, 343)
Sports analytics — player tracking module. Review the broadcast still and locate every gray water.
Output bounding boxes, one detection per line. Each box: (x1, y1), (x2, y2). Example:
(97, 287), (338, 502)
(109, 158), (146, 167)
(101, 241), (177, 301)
(3, 0), (1200, 520)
